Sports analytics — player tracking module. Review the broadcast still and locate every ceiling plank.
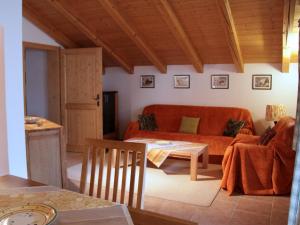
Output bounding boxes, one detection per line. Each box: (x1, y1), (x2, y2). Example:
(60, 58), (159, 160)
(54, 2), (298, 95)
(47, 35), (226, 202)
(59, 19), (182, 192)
(153, 0), (203, 73)
(23, 3), (78, 48)
(216, 0), (244, 73)
(98, 0), (167, 73)
(46, 0), (134, 74)
(282, 0), (296, 73)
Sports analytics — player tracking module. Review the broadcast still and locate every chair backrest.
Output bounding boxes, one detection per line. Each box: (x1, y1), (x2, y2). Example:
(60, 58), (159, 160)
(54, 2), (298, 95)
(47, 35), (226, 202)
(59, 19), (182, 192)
(80, 139), (147, 209)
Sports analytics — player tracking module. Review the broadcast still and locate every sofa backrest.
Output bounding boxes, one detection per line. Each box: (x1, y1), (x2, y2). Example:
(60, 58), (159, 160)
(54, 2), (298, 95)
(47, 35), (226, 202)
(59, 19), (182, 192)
(143, 104), (255, 136)
(270, 116), (295, 148)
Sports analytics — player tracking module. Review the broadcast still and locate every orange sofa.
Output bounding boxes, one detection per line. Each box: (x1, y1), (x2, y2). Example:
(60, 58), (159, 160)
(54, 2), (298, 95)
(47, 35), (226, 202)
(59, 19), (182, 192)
(221, 116), (296, 195)
(124, 105), (255, 156)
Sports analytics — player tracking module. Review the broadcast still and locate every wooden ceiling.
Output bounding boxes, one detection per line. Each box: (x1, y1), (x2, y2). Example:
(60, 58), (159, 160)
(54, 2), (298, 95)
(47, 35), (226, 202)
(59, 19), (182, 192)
(23, 0), (300, 74)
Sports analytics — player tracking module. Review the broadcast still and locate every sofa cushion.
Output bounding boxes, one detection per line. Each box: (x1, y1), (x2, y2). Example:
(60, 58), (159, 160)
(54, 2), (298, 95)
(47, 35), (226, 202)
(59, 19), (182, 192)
(138, 113), (158, 131)
(179, 116), (200, 134)
(223, 119), (245, 137)
(127, 130), (233, 156)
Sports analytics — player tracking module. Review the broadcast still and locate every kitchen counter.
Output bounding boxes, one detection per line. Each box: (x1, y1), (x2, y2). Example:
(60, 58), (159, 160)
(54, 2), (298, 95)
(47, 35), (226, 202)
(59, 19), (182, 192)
(25, 118), (61, 131)
(25, 117), (65, 188)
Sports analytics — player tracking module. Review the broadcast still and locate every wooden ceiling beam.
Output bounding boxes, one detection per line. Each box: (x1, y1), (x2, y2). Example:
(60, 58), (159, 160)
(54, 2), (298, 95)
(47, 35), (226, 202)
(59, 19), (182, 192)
(46, 0), (134, 74)
(23, 3), (78, 48)
(98, 0), (167, 73)
(153, 0), (203, 73)
(216, 0), (244, 73)
(282, 0), (296, 73)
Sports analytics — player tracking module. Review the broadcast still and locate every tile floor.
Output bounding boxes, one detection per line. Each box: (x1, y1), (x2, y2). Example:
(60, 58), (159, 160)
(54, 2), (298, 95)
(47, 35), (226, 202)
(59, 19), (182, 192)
(66, 152), (290, 225)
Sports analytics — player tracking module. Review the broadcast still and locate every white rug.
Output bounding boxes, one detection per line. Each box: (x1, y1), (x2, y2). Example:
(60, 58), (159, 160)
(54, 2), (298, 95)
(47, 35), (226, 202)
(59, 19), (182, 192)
(67, 158), (222, 206)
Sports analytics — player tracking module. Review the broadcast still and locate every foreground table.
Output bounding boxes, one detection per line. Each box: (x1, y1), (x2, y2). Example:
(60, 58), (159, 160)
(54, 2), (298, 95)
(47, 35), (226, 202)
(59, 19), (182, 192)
(0, 175), (196, 225)
(0, 176), (133, 225)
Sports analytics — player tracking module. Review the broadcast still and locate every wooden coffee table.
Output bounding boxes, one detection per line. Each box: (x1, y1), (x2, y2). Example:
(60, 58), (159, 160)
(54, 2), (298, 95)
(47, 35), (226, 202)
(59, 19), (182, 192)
(127, 138), (209, 181)
(169, 144), (209, 181)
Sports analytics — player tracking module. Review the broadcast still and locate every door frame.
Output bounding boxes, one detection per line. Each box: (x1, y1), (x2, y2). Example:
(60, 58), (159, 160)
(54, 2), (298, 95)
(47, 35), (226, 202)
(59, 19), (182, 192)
(0, 27), (9, 175)
(22, 42), (61, 123)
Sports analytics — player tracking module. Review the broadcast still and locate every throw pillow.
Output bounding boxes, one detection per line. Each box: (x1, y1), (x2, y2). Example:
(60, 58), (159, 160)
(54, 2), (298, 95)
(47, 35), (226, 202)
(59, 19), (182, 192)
(258, 127), (276, 145)
(138, 113), (158, 131)
(223, 119), (245, 137)
(179, 116), (200, 134)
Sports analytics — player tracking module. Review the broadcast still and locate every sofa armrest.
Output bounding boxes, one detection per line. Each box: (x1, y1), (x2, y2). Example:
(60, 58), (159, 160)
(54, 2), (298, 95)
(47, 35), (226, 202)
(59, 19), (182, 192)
(124, 121), (139, 140)
(230, 134), (260, 145)
(238, 128), (254, 135)
(235, 143), (269, 152)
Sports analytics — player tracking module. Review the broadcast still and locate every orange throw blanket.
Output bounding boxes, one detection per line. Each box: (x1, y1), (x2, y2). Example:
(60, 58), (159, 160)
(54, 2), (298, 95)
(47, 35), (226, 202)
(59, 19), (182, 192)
(221, 117), (296, 195)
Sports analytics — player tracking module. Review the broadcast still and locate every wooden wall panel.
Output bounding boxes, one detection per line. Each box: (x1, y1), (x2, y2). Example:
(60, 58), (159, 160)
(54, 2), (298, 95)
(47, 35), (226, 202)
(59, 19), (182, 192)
(111, 0), (190, 65)
(23, 0), (299, 67)
(60, 0), (151, 66)
(230, 0), (283, 63)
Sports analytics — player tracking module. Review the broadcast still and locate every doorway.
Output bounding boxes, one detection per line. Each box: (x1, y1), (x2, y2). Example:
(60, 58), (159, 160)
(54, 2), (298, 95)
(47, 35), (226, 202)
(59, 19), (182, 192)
(23, 42), (61, 124)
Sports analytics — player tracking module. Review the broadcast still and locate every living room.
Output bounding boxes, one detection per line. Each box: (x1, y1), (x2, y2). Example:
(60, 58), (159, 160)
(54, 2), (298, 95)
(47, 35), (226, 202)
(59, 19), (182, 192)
(0, 1), (300, 225)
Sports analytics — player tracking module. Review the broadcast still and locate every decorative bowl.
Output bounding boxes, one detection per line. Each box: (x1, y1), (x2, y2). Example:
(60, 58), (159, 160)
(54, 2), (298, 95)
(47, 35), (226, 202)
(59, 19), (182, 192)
(0, 204), (57, 225)
(25, 116), (40, 124)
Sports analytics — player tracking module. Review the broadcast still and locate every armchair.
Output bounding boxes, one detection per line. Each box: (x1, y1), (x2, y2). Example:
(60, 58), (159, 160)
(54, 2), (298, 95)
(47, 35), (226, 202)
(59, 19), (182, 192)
(221, 117), (296, 195)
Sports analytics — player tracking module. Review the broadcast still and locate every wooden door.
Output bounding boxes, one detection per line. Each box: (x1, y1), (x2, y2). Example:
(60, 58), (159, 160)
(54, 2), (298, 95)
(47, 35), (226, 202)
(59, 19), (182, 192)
(61, 48), (103, 152)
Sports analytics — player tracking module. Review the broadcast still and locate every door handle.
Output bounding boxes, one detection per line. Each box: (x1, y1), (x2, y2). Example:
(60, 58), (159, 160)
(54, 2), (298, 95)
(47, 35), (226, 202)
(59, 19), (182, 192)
(93, 94), (100, 101)
(93, 94), (100, 107)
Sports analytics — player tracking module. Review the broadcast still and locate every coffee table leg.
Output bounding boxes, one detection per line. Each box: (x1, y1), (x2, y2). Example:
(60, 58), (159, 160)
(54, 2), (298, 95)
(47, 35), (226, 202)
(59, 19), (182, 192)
(191, 153), (198, 181)
(202, 148), (209, 169)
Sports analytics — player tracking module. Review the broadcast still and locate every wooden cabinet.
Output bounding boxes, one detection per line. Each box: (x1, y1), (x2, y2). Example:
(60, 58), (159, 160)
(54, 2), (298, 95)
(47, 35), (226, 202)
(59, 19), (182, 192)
(103, 91), (118, 139)
(25, 119), (65, 187)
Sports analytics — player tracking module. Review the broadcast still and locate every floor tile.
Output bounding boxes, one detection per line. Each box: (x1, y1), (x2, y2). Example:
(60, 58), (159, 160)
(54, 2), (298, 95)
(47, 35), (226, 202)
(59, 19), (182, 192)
(230, 209), (270, 225)
(236, 197), (273, 216)
(241, 194), (274, 203)
(270, 209), (289, 225)
(273, 196), (291, 213)
(191, 209), (231, 225)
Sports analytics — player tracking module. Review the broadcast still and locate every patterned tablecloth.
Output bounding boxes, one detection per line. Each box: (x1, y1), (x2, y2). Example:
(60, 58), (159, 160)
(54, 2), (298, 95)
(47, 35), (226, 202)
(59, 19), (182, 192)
(0, 186), (134, 225)
(127, 138), (206, 167)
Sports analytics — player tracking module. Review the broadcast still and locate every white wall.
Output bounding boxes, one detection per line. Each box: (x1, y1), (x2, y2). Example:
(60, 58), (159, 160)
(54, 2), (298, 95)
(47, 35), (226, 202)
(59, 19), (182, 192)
(103, 64), (298, 136)
(25, 49), (48, 118)
(0, 27), (9, 175)
(23, 17), (60, 46)
(0, 0), (27, 177)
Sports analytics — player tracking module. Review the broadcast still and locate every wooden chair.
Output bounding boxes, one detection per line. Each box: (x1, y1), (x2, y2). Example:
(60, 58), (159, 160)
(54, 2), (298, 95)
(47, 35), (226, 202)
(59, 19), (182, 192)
(80, 139), (147, 209)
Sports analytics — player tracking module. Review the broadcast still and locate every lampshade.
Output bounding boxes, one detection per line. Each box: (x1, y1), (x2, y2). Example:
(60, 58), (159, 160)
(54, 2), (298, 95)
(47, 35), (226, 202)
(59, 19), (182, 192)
(265, 104), (287, 121)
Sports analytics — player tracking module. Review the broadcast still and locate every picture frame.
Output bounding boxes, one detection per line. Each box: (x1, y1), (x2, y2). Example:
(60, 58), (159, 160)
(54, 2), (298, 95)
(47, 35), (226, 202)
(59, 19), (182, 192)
(211, 74), (229, 89)
(252, 74), (272, 90)
(140, 75), (155, 88)
(174, 75), (190, 89)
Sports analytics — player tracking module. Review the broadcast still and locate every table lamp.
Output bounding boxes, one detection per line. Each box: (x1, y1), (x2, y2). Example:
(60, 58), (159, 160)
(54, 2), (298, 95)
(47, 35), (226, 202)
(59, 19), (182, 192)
(265, 104), (287, 125)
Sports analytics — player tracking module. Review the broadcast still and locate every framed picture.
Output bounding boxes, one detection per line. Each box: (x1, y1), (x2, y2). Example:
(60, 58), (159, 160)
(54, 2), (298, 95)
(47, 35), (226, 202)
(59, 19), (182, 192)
(174, 75), (190, 89)
(252, 74), (272, 90)
(140, 75), (155, 88)
(211, 74), (229, 89)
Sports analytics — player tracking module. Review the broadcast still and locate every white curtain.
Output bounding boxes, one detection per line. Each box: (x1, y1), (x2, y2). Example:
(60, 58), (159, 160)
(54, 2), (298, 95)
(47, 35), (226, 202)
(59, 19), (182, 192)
(288, 31), (300, 224)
